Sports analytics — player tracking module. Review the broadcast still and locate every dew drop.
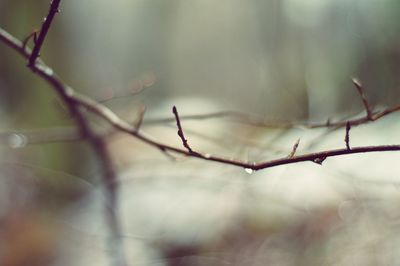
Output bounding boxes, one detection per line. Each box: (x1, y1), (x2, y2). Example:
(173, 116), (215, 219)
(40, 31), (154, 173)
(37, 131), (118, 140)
(244, 168), (254, 174)
(43, 67), (54, 76)
(8, 134), (27, 148)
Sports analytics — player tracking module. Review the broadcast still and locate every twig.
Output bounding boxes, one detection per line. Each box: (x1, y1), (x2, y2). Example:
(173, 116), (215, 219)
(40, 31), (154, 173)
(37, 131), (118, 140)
(371, 104), (400, 121)
(145, 105), (399, 130)
(22, 30), (38, 51)
(8, 6), (400, 265)
(134, 105), (146, 130)
(158, 146), (178, 161)
(172, 106), (193, 153)
(288, 138), (300, 158)
(27, 0), (61, 68)
(345, 121), (351, 150)
(1, 28), (400, 172)
(352, 78), (373, 120)
(325, 118), (331, 127)
(67, 93), (400, 170)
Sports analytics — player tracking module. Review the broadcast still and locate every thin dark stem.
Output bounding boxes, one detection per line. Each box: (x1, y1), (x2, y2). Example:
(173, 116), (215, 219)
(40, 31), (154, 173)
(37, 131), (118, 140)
(27, 0), (61, 68)
(172, 106), (193, 153)
(145, 105), (400, 129)
(345, 121), (351, 150)
(70, 89), (400, 170)
(352, 78), (373, 120)
(258, 145), (399, 169)
(1, 27), (400, 173)
(134, 105), (146, 130)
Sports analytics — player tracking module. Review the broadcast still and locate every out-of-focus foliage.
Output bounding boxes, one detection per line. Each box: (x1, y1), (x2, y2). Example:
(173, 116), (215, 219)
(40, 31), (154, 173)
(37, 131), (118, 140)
(0, 0), (400, 265)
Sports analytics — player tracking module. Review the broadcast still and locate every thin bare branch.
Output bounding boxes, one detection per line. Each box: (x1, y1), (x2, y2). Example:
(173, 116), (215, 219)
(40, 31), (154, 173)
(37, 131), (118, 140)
(27, 0), (61, 68)
(72, 92), (400, 170)
(134, 105), (146, 130)
(145, 106), (399, 130)
(2, 27), (400, 173)
(372, 104), (400, 120)
(352, 78), (373, 120)
(158, 146), (178, 161)
(172, 106), (193, 153)
(345, 121), (351, 150)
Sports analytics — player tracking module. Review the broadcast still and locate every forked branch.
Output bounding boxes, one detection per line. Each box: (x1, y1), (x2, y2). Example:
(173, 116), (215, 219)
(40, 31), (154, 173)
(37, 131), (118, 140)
(6, 3), (400, 266)
(1, 26), (400, 173)
(28, 0), (61, 68)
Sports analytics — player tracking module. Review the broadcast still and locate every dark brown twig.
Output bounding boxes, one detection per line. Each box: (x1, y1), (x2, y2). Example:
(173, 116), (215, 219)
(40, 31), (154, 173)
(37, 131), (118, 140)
(1, 27), (400, 172)
(27, 0), (61, 68)
(68, 94), (400, 170)
(352, 78), (373, 120)
(325, 118), (331, 127)
(345, 121), (351, 150)
(172, 106), (193, 153)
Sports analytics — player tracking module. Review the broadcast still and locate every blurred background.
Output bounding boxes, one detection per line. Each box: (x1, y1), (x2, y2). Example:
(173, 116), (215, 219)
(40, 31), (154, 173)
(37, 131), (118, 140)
(0, 0), (400, 265)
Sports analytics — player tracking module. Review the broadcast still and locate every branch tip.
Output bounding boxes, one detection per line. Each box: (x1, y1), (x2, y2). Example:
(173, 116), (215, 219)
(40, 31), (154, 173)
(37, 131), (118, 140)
(172, 105), (193, 153)
(352, 77), (373, 120)
(28, 0), (62, 67)
(345, 121), (351, 150)
(134, 105), (146, 131)
(2, 26), (400, 175)
(326, 118), (331, 127)
(22, 31), (37, 51)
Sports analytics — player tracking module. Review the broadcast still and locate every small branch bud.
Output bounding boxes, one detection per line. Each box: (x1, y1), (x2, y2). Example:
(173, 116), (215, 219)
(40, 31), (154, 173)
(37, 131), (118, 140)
(313, 157), (327, 165)
(172, 106), (193, 153)
(288, 138), (300, 158)
(345, 121), (351, 150)
(22, 30), (37, 51)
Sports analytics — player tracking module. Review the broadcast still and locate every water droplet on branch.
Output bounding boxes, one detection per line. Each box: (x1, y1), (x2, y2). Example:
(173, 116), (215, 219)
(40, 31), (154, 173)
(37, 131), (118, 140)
(244, 168), (254, 174)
